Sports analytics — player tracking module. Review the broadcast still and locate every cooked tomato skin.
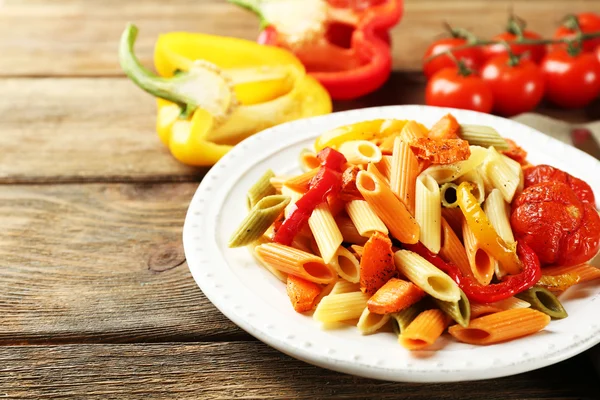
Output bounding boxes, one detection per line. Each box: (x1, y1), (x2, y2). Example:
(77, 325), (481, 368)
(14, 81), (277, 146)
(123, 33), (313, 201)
(523, 164), (595, 204)
(511, 181), (600, 266)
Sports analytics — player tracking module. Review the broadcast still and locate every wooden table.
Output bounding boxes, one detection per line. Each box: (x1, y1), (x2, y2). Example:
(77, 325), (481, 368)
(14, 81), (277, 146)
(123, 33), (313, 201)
(1, 1), (600, 398)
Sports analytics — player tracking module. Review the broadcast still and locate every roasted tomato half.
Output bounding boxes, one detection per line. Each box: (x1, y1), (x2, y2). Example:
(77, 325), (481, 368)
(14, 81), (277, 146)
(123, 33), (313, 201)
(524, 164), (595, 204)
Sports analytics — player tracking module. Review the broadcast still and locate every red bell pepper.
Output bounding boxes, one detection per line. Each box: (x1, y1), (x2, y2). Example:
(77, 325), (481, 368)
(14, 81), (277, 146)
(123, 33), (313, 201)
(404, 242), (542, 304)
(229, 0), (403, 100)
(274, 147), (346, 245)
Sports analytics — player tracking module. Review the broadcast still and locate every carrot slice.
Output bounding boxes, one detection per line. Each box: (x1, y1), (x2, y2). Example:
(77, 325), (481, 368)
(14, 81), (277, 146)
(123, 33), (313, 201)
(367, 278), (425, 314)
(428, 114), (460, 139)
(286, 275), (322, 312)
(359, 232), (396, 295)
(410, 138), (471, 164)
(339, 165), (363, 202)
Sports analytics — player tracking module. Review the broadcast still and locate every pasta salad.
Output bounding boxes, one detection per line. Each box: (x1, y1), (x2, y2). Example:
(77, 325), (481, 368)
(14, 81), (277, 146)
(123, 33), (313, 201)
(229, 114), (600, 350)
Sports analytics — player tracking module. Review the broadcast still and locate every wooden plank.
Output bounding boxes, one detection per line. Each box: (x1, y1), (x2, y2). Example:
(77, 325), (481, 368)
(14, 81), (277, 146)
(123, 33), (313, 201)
(0, 183), (248, 343)
(1, 0), (598, 76)
(1, 342), (599, 399)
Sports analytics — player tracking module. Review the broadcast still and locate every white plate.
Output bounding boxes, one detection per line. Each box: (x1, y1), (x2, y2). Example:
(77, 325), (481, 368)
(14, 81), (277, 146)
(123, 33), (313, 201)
(183, 105), (600, 382)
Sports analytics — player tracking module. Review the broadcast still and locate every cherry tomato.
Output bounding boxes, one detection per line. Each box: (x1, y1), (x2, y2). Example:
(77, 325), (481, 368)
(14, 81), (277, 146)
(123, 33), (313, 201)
(423, 38), (483, 79)
(484, 31), (546, 64)
(540, 49), (600, 109)
(481, 54), (544, 116)
(596, 45), (600, 64)
(553, 13), (600, 53)
(426, 67), (493, 113)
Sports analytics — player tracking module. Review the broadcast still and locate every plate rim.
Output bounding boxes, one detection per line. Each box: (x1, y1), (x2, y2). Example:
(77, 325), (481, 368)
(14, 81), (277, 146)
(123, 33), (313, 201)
(183, 105), (600, 383)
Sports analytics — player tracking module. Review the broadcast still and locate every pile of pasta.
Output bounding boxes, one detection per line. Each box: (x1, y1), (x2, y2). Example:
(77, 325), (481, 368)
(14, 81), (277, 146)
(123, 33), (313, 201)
(229, 114), (600, 350)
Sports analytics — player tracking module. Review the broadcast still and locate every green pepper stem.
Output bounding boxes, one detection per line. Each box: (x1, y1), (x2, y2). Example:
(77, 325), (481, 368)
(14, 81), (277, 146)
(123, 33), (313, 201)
(228, 0), (270, 29)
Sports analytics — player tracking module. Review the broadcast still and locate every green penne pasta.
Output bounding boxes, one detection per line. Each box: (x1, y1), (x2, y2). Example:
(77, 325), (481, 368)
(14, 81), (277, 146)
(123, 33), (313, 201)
(229, 195), (290, 248)
(516, 287), (568, 319)
(433, 288), (471, 328)
(440, 182), (459, 208)
(246, 169), (276, 209)
(459, 124), (509, 150)
(390, 301), (427, 336)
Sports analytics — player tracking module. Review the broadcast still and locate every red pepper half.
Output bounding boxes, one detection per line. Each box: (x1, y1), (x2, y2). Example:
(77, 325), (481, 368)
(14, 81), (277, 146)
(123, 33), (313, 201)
(404, 242), (542, 304)
(230, 0), (403, 100)
(274, 147), (346, 245)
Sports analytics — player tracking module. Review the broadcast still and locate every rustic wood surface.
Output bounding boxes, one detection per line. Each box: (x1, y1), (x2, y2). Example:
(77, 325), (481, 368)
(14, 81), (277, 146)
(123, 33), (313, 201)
(1, 0), (600, 398)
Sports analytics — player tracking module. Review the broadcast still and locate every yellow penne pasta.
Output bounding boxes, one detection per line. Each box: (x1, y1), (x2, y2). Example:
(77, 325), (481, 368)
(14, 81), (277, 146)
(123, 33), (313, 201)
(281, 185), (304, 219)
(415, 173), (441, 254)
(345, 200), (388, 237)
(390, 137), (419, 214)
(399, 120), (427, 142)
(312, 280), (336, 309)
(542, 263), (600, 283)
(376, 155), (393, 181)
(329, 246), (360, 283)
(366, 161), (389, 186)
(448, 308), (550, 345)
(329, 280), (361, 295)
(356, 171), (420, 244)
(313, 291), (370, 323)
(482, 147), (520, 203)
(357, 307), (391, 335)
(299, 149), (321, 172)
(457, 169), (485, 204)
(462, 219), (495, 286)
(439, 218), (472, 277)
(422, 146), (487, 184)
(283, 168), (319, 192)
(339, 140), (383, 164)
(309, 203), (344, 264)
(335, 214), (368, 245)
(255, 243), (337, 284)
(394, 250), (461, 302)
(399, 309), (449, 350)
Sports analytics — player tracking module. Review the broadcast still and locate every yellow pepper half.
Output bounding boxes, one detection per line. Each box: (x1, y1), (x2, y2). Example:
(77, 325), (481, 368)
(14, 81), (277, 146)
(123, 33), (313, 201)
(119, 24), (331, 166)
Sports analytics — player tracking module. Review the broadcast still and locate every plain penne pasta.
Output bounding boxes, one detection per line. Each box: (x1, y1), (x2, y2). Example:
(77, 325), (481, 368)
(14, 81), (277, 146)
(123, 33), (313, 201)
(448, 309), (551, 345)
(462, 219), (495, 286)
(399, 120), (427, 142)
(482, 147), (520, 202)
(376, 155), (393, 181)
(502, 154), (524, 196)
(247, 169), (276, 209)
(458, 124), (509, 149)
(357, 308), (391, 335)
(356, 171), (420, 244)
(457, 169), (485, 204)
(440, 182), (459, 208)
(390, 137), (420, 214)
(415, 173), (442, 254)
(309, 203), (344, 264)
(394, 250), (461, 302)
(229, 195), (291, 247)
(399, 309), (449, 350)
(439, 218), (472, 277)
(313, 291), (370, 323)
(339, 140), (383, 164)
(329, 246), (360, 283)
(349, 244), (364, 260)
(330, 280), (361, 295)
(269, 175), (288, 191)
(299, 149), (321, 172)
(422, 146), (487, 184)
(283, 168), (319, 192)
(255, 243), (337, 284)
(484, 188), (515, 243)
(345, 200), (388, 237)
(335, 214), (368, 245)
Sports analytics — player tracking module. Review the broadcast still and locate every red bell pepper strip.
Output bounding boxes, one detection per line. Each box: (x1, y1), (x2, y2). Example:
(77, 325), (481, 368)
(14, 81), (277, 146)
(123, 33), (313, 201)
(404, 242), (542, 304)
(229, 0), (403, 100)
(274, 147), (346, 245)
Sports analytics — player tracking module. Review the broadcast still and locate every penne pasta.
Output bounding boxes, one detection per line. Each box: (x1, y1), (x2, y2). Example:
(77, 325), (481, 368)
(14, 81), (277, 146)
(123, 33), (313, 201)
(415, 173), (442, 254)
(482, 147), (520, 203)
(247, 169), (276, 209)
(281, 185), (304, 219)
(349, 244), (364, 260)
(470, 297), (530, 318)
(339, 140), (383, 164)
(299, 149), (321, 172)
(309, 203), (344, 264)
(366, 161), (389, 186)
(439, 218), (472, 277)
(458, 124), (509, 149)
(502, 154), (524, 196)
(399, 309), (449, 350)
(345, 200), (388, 237)
(376, 155), (393, 181)
(462, 219), (496, 286)
(329, 246), (361, 283)
(390, 137), (419, 214)
(542, 263), (600, 283)
(378, 134), (398, 154)
(283, 168), (319, 192)
(330, 279), (361, 295)
(433, 288), (471, 328)
(313, 291), (370, 323)
(335, 214), (368, 245)
(399, 120), (427, 142)
(484, 188), (515, 243)
(441, 207), (464, 240)
(457, 169), (485, 204)
(229, 195), (291, 248)
(255, 243), (337, 284)
(356, 171), (420, 244)
(448, 308), (551, 345)
(269, 175), (288, 192)
(390, 301), (426, 335)
(249, 238), (288, 283)
(394, 250), (461, 302)
(357, 308), (391, 335)
(440, 182), (459, 208)
(312, 280), (336, 309)
(516, 287), (568, 319)
(422, 146), (487, 184)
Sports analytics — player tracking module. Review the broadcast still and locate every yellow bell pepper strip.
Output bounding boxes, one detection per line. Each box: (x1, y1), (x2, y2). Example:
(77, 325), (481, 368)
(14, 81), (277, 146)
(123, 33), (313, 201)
(119, 24), (331, 166)
(456, 182), (522, 275)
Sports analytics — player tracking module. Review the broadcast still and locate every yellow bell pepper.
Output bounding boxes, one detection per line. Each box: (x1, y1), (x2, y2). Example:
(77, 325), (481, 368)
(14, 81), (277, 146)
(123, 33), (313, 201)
(119, 24), (331, 166)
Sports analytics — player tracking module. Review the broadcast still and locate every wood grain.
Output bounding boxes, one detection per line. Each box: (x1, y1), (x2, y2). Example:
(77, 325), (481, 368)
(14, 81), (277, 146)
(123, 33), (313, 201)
(0, 183), (247, 343)
(1, 342), (599, 399)
(0, 0), (598, 76)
